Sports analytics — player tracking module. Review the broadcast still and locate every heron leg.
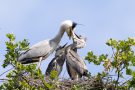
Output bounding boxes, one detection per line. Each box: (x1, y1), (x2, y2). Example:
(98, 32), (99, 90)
(76, 75), (79, 81)
(37, 57), (42, 69)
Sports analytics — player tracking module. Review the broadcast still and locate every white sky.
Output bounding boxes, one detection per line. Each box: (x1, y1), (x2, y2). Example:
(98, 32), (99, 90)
(0, 0), (135, 80)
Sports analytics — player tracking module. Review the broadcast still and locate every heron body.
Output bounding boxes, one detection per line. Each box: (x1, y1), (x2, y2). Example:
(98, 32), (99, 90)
(65, 44), (88, 80)
(18, 20), (77, 67)
(18, 39), (57, 64)
(66, 61), (80, 80)
(45, 44), (66, 76)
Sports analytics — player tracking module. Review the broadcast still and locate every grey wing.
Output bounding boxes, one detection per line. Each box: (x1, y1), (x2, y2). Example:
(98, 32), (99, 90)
(45, 54), (65, 76)
(66, 50), (87, 75)
(45, 57), (57, 76)
(18, 40), (54, 61)
(66, 61), (79, 80)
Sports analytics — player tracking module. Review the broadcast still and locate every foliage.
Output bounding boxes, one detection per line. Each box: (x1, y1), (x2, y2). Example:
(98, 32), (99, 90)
(1, 33), (135, 90)
(85, 38), (135, 89)
(0, 33), (56, 90)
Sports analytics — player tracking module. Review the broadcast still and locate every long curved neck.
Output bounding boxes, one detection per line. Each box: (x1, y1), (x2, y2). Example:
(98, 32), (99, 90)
(51, 27), (65, 44)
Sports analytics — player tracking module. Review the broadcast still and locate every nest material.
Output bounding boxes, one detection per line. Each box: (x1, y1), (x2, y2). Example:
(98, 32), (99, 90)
(19, 74), (115, 90)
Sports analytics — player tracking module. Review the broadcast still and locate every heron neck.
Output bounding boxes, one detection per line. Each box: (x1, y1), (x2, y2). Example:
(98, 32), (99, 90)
(52, 27), (65, 44)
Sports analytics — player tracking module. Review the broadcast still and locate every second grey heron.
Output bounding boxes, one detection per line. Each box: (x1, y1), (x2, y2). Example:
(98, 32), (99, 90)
(65, 32), (88, 80)
(45, 43), (67, 76)
(65, 43), (88, 80)
(18, 20), (77, 68)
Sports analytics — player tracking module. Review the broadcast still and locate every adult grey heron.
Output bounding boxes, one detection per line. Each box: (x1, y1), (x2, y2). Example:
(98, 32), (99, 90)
(18, 20), (77, 67)
(45, 43), (67, 76)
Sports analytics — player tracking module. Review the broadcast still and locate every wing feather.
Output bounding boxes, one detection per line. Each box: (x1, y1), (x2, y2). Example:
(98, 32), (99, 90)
(18, 39), (57, 61)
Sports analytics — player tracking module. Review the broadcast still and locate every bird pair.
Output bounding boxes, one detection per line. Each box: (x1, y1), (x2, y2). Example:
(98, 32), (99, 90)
(17, 20), (88, 80)
(45, 32), (88, 80)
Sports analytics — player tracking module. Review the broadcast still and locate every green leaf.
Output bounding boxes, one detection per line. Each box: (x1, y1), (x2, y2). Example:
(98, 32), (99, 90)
(6, 33), (15, 41)
(126, 68), (132, 75)
(50, 70), (58, 80)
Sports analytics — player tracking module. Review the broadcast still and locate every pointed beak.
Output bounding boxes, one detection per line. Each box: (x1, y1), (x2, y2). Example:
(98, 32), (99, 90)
(61, 43), (68, 49)
(74, 33), (80, 39)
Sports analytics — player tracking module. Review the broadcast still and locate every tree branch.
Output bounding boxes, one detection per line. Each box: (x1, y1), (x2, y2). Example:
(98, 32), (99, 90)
(0, 67), (14, 77)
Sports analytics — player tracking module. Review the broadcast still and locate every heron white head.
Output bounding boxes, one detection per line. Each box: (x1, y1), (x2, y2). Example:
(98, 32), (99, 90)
(61, 20), (77, 39)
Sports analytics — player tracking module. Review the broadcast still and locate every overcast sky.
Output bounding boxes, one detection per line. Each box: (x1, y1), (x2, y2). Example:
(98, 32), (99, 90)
(0, 0), (135, 79)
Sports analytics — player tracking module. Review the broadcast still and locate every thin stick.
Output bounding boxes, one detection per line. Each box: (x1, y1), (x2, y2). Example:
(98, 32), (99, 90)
(0, 67), (14, 77)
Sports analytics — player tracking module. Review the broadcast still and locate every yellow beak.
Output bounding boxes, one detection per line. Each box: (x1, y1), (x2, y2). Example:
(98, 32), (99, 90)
(67, 29), (73, 39)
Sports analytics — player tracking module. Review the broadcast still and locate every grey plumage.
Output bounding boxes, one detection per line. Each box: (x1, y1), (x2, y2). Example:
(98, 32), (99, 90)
(65, 32), (88, 80)
(17, 20), (77, 68)
(45, 44), (67, 76)
(72, 32), (87, 49)
(45, 32), (88, 80)
(65, 44), (88, 80)
(66, 62), (79, 80)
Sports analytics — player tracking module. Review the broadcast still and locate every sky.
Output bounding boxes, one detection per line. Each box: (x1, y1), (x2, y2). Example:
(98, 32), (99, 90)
(0, 0), (135, 81)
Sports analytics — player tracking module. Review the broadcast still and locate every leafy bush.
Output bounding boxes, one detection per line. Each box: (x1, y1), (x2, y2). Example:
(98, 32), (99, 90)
(0, 33), (56, 90)
(1, 33), (135, 90)
(85, 38), (135, 89)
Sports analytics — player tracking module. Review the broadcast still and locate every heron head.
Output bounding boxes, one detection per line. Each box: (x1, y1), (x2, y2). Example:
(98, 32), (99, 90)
(61, 20), (77, 39)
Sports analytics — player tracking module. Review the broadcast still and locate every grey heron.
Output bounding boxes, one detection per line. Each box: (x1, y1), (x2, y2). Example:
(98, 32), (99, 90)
(65, 33), (88, 80)
(45, 43), (67, 76)
(65, 44), (88, 80)
(45, 32), (87, 79)
(18, 20), (77, 68)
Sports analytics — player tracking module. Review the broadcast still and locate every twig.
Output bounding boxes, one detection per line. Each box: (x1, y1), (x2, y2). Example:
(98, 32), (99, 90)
(0, 78), (8, 81)
(121, 77), (132, 86)
(0, 67), (14, 77)
(0, 78), (8, 83)
(115, 68), (120, 90)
